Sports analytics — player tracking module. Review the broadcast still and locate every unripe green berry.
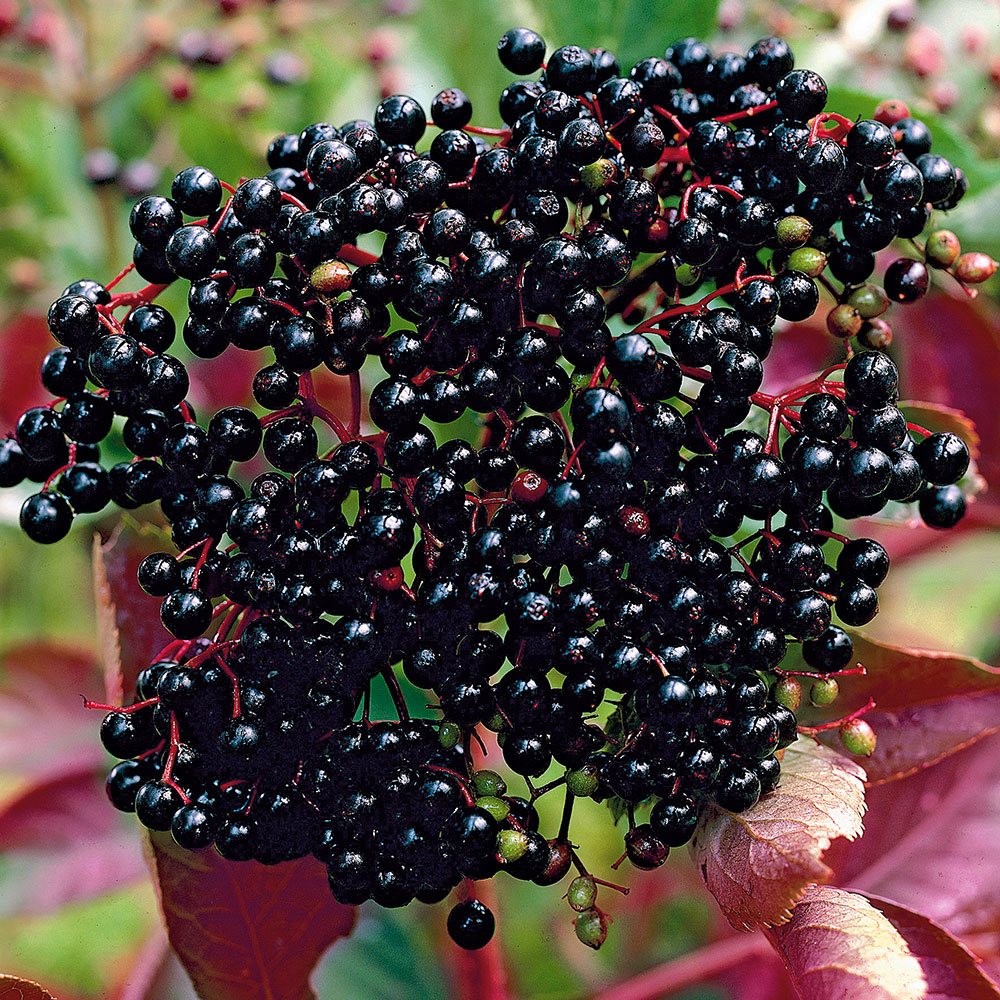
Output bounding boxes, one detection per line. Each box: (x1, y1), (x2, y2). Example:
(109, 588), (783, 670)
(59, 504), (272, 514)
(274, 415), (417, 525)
(581, 158), (618, 195)
(827, 303), (863, 339)
(484, 711), (507, 733)
(954, 252), (997, 284)
(566, 765), (600, 798)
(309, 259), (352, 294)
(476, 795), (510, 823)
(774, 676), (802, 711)
(810, 677), (840, 706)
(675, 263), (702, 287)
(574, 906), (608, 949)
(857, 318), (893, 350)
(924, 230), (960, 269)
(787, 246), (827, 278)
(776, 214), (813, 249)
(567, 875), (597, 912)
(473, 769), (507, 797)
(848, 283), (890, 319)
(497, 828), (528, 863)
(839, 717), (877, 756)
(438, 721), (462, 749)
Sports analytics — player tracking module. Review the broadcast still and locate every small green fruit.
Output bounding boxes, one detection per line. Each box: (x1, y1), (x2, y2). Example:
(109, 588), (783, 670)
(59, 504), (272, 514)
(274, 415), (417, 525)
(567, 875), (597, 912)
(839, 718), (877, 756)
(476, 795), (510, 823)
(566, 765), (600, 797)
(497, 828), (528, 863)
(574, 906), (608, 949)
(786, 246), (827, 277)
(810, 677), (840, 706)
(776, 214), (813, 249)
(473, 769), (507, 797)
(438, 721), (462, 749)
(774, 676), (802, 711)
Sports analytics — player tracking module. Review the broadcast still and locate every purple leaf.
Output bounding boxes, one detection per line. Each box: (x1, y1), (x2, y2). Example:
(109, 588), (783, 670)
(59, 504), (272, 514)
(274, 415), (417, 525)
(144, 832), (356, 1000)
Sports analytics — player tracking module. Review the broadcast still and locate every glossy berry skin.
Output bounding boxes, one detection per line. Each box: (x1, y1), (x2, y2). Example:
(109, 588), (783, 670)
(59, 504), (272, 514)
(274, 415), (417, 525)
(165, 226), (219, 280)
(883, 258), (928, 303)
(20, 492), (73, 543)
(713, 763), (761, 813)
(138, 552), (181, 596)
(844, 351), (898, 405)
(845, 119), (895, 167)
(803, 625), (853, 673)
(135, 779), (184, 831)
(546, 45), (596, 95)
(171, 803), (217, 849)
(775, 68), (827, 119)
(919, 484), (966, 528)
(106, 760), (150, 812)
(914, 432), (969, 485)
(130, 195), (181, 249)
(374, 95), (426, 145)
(497, 28), (545, 74)
(160, 588), (213, 638)
(649, 796), (698, 847)
(447, 900), (495, 950)
(171, 166), (222, 215)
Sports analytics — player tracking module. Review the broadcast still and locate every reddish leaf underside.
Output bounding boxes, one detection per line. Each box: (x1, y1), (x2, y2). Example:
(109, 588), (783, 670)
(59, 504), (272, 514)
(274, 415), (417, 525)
(144, 832), (355, 1000)
(0, 643), (103, 782)
(893, 295), (1000, 500)
(868, 895), (1000, 1000)
(0, 768), (146, 914)
(805, 631), (1000, 782)
(0, 313), (53, 430)
(768, 886), (1000, 1000)
(93, 522), (174, 706)
(0, 976), (59, 1000)
(689, 739), (866, 931)
(828, 736), (1000, 962)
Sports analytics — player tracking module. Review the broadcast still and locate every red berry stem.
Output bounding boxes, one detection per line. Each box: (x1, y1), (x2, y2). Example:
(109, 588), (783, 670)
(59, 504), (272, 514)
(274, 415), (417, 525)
(797, 696), (876, 735)
(776, 664), (867, 679)
(105, 261), (135, 290)
(82, 695), (159, 712)
(349, 370), (362, 437)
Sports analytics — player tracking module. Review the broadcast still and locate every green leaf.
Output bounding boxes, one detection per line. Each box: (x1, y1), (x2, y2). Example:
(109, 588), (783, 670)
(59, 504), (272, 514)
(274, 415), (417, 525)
(409, 0), (524, 129)
(534, 0), (722, 66)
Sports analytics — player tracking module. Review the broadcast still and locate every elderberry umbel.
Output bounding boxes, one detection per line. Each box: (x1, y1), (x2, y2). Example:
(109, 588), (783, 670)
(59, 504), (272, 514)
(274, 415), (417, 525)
(3, 26), (982, 951)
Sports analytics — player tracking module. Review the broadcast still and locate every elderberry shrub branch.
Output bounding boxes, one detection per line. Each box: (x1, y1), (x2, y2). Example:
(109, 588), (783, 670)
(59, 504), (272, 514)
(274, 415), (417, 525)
(0, 26), (985, 953)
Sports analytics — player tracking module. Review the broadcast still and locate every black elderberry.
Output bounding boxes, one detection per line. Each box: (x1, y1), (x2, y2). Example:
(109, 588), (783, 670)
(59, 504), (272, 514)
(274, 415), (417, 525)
(918, 484), (966, 528)
(448, 899), (495, 950)
(171, 166), (222, 216)
(914, 432), (969, 485)
(135, 779), (185, 832)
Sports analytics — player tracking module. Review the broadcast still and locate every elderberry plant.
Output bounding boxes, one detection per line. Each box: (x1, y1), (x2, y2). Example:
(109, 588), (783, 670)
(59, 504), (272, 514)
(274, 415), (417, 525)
(0, 26), (986, 952)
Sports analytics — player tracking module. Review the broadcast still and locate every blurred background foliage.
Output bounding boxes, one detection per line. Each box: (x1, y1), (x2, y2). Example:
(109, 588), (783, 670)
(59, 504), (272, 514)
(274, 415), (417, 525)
(1, 1), (1000, 998)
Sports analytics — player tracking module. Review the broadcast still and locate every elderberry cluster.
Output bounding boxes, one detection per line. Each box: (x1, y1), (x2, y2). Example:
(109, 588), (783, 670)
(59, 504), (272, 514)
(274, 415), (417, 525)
(0, 26), (979, 951)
